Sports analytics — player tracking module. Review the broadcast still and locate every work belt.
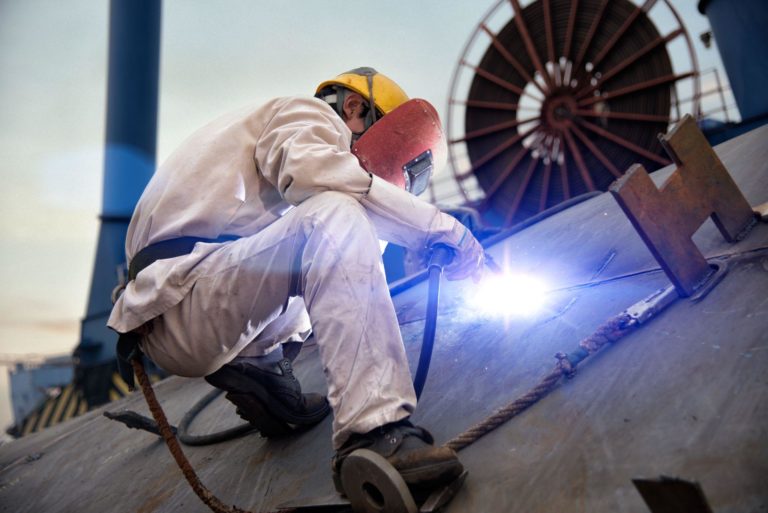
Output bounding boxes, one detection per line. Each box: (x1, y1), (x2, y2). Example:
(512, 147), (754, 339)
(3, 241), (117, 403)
(116, 234), (240, 388)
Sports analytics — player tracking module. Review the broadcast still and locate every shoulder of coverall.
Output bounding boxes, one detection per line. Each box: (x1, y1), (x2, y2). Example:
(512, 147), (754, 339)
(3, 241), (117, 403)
(261, 96), (353, 142)
(268, 95), (342, 115)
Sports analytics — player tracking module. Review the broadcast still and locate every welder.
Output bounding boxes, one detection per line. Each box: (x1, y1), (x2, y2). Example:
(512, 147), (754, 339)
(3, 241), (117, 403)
(108, 67), (484, 491)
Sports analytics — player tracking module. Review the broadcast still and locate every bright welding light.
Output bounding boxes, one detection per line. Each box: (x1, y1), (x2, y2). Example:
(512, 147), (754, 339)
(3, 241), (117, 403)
(468, 272), (549, 317)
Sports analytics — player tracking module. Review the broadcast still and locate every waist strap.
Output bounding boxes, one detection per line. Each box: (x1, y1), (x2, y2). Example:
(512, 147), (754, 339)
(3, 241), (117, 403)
(128, 235), (240, 280)
(117, 234), (240, 389)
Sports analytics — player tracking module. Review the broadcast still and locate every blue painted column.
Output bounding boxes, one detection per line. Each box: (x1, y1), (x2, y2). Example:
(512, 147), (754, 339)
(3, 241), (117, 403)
(75, 0), (161, 393)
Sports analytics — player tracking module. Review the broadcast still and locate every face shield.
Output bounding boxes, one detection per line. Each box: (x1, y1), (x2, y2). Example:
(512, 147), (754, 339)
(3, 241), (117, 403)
(352, 98), (446, 196)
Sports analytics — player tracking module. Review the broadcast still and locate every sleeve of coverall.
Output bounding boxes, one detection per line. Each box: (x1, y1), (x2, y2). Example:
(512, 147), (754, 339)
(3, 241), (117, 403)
(362, 175), (485, 281)
(255, 97), (373, 206)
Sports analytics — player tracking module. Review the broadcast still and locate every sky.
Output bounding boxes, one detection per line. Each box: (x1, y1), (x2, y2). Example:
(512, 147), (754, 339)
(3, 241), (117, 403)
(0, 0), (733, 432)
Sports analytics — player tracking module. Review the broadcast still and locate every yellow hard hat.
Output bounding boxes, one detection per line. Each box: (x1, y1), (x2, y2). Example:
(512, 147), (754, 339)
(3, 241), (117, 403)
(315, 67), (409, 118)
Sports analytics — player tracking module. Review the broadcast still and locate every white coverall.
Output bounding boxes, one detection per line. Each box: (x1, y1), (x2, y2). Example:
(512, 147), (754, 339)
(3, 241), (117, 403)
(107, 96), (477, 448)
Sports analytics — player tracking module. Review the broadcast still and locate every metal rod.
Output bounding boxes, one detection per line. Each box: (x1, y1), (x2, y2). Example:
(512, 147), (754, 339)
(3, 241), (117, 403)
(576, 118), (670, 165)
(578, 72), (695, 107)
(471, 124), (539, 171)
(575, 29), (684, 100)
(573, 0), (609, 76)
(445, 12), (489, 205)
(465, 61), (535, 98)
(641, 0), (661, 12)
(543, 0), (561, 86)
(563, 129), (596, 191)
(509, 0), (553, 90)
(563, 0), (580, 62)
(505, 155), (540, 224)
(480, 24), (545, 96)
(543, 0), (555, 64)
(560, 152), (571, 200)
(456, 99), (522, 111)
(539, 159), (553, 211)
(570, 123), (622, 178)
(479, 143), (531, 209)
(452, 116), (540, 143)
(590, 4), (643, 72)
(665, 0), (702, 118)
(573, 109), (670, 123)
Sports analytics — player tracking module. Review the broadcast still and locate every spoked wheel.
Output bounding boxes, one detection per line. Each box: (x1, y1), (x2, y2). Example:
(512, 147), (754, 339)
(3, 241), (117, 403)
(445, 0), (700, 227)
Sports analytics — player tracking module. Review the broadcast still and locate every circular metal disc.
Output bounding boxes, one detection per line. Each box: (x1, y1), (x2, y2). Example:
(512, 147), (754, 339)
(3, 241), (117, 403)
(448, 0), (691, 227)
(340, 449), (417, 513)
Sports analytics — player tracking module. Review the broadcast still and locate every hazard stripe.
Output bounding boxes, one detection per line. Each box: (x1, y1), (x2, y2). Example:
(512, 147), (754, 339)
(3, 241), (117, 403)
(14, 370), (164, 437)
(63, 388), (80, 420)
(112, 373), (130, 396)
(37, 398), (56, 431)
(49, 385), (73, 426)
(22, 412), (38, 436)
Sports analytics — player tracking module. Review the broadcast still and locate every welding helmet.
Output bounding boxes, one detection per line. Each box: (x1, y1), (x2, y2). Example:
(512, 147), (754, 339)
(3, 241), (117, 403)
(352, 98), (447, 196)
(315, 67), (409, 133)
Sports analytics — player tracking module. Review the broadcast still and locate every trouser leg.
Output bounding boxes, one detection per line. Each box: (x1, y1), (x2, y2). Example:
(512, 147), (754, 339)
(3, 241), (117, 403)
(143, 192), (415, 448)
(236, 297), (311, 358)
(298, 195), (416, 449)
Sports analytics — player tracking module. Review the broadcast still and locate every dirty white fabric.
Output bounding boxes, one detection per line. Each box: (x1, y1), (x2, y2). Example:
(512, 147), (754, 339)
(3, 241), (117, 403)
(107, 96), (480, 448)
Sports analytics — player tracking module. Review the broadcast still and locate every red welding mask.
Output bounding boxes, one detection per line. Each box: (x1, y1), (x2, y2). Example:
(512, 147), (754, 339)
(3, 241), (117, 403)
(352, 98), (446, 196)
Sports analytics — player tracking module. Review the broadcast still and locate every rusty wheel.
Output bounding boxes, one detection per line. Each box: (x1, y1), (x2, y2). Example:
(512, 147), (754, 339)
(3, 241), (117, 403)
(445, 0), (700, 227)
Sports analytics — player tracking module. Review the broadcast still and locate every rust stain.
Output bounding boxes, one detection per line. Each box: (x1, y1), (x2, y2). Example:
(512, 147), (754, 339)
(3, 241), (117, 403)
(136, 486), (176, 513)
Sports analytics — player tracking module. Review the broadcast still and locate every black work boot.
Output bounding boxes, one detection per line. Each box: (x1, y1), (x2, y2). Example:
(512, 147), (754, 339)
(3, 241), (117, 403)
(205, 357), (330, 437)
(332, 419), (463, 493)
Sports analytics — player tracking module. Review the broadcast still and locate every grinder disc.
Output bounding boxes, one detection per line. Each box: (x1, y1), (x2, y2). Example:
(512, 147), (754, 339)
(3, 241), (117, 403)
(340, 449), (417, 513)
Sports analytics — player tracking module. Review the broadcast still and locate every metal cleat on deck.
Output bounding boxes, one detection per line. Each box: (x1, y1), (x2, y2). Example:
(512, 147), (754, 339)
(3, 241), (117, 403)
(610, 114), (759, 298)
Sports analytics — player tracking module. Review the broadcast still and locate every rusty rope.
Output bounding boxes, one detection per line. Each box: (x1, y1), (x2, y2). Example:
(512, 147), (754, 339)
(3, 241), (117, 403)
(131, 357), (291, 513)
(444, 313), (635, 452)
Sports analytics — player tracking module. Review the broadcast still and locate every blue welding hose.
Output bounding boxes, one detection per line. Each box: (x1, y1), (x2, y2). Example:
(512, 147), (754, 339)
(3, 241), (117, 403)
(413, 244), (454, 399)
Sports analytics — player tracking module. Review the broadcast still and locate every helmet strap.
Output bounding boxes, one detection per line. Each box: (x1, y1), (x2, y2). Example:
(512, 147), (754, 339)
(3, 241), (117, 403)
(364, 72), (377, 131)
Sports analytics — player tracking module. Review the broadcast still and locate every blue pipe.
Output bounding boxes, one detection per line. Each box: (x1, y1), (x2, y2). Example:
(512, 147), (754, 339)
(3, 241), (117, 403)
(102, 0), (162, 218)
(77, 0), (161, 373)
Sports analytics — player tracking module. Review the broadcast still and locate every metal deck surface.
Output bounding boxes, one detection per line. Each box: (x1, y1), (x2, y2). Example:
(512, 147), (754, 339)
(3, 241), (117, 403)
(1, 125), (766, 512)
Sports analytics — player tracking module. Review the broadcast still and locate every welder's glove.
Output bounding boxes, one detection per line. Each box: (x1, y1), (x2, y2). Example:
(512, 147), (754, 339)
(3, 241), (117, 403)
(361, 174), (485, 281)
(425, 213), (485, 281)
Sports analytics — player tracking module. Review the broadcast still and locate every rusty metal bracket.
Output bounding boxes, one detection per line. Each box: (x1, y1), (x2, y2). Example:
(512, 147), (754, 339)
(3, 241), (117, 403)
(633, 476), (714, 513)
(610, 114), (757, 297)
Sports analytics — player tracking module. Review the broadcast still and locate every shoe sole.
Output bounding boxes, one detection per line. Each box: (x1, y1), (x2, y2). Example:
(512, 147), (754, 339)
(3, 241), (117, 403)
(207, 366), (331, 426)
(398, 460), (464, 489)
